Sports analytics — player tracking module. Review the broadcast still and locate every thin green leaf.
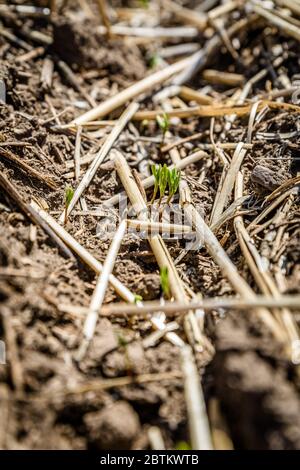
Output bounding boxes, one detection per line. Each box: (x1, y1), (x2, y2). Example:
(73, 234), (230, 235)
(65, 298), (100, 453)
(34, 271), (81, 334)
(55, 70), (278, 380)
(160, 266), (170, 298)
(65, 185), (74, 208)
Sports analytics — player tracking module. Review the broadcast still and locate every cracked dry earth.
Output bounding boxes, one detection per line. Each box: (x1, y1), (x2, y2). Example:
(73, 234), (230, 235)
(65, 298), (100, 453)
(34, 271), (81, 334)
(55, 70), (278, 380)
(0, 0), (300, 450)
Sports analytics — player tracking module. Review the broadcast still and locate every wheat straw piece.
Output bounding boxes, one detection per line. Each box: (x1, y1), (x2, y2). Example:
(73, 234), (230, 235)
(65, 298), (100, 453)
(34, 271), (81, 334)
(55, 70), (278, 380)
(127, 219), (193, 235)
(59, 102), (139, 223)
(251, 2), (300, 41)
(274, 0), (300, 16)
(71, 54), (200, 126)
(148, 426), (166, 451)
(99, 295), (300, 317)
(164, 0), (207, 30)
(208, 0), (241, 20)
(210, 142), (247, 226)
(181, 345), (213, 450)
(76, 220), (127, 361)
(97, 25), (199, 38)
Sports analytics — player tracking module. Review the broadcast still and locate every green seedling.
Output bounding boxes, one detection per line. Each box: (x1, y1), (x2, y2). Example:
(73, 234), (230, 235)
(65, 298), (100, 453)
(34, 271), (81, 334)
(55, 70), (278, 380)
(167, 167), (181, 204)
(149, 54), (161, 69)
(150, 163), (161, 204)
(117, 332), (128, 348)
(158, 163), (168, 204)
(141, 119), (149, 129)
(64, 185), (74, 224)
(156, 112), (170, 144)
(139, 0), (149, 8)
(160, 266), (170, 298)
(65, 185), (74, 208)
(175, 441), (192, 451)
(150, 164), (181, 205)
(134, 294), (143, 304)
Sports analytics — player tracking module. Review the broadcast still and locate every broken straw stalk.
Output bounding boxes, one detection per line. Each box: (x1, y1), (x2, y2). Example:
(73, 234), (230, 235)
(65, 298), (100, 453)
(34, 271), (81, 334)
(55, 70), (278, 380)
(131, 100), (300, 121)
(53, 371), (182, 396)
(76, 219), (127, 361)
(127, 219), (193, 234)
(210, 142), (247, 226)
(70, 54), (198, 125)
(97, 25), (199, 38)
(59, 102), (139, 223)
(274, 0), (300, 16)
(97, 295), (300, 317)
(181, 344), (213, 451)
(251, 1), (300, 42)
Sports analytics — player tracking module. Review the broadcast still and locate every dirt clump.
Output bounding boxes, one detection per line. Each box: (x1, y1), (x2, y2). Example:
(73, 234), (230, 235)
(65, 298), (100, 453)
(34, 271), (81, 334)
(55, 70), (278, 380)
(84, 401), (141, 450)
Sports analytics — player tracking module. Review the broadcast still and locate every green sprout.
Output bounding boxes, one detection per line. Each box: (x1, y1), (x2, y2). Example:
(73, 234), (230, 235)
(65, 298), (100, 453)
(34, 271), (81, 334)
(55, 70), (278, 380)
(160, 266), (170, 298)
(150, 164), (181, 205)
(117, 332), (128, 348)
(175, 441), (192, 451)
(150, 163), (160, 204)
(158, 163), (168, 204)
(139, 0), (149, 8)
(156, 112), (170, 144)
(149, 54), (161, 69)
(64, 185), (74, 224)
(141, 119), (149, 129)
(134, 294), (143, 304)
(167, 167), (181, 204)
(65, 185), (74, 208)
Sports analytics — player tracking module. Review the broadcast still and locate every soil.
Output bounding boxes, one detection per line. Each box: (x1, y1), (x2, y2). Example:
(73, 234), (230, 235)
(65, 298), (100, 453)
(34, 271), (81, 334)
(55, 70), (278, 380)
(0, 0), (300, 450)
